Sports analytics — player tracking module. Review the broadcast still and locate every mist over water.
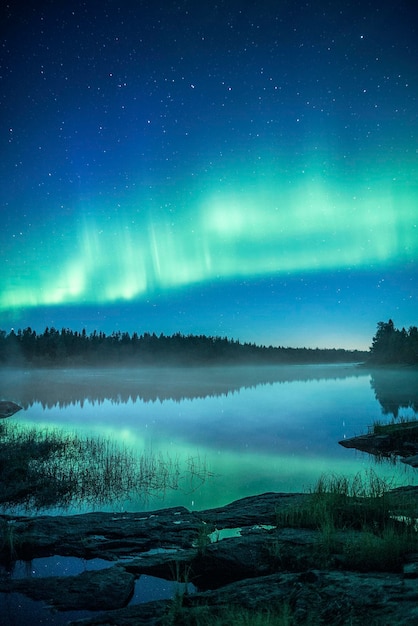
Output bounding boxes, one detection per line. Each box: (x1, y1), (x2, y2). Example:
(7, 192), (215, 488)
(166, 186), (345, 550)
(1, 364), (417, 513)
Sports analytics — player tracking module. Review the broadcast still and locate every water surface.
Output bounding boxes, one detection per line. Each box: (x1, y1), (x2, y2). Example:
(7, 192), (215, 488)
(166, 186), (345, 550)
(1, 364), (417, 513)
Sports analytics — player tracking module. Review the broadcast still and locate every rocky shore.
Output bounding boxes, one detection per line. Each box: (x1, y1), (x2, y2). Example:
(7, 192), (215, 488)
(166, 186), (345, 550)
(339, 421), (418, 467)
(2, 491), (418, 625)
(0, 400), (22, 419)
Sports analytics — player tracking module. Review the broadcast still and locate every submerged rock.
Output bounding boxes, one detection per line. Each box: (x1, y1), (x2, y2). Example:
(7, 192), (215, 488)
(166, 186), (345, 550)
(0, 401), (22, 419)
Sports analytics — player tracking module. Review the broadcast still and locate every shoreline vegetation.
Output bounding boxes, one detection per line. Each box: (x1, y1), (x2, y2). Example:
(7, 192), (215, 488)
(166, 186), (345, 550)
(0, 420), (212, 513)
(0, 319), (416, 368)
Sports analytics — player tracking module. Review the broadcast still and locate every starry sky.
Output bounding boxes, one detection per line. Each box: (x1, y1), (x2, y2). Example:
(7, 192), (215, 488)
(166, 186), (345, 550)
(1, 0), (417, 350)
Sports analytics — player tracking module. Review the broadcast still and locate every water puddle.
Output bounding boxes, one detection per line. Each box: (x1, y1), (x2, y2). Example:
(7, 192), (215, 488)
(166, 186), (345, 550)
(0, 556), (117, 625)
(208, 527), (242, 542)
(206, 524), (275, 543)
(0, 592), (98, 626)
(129, 574), (196, 604)
(0, 553), (196, 624)
(1, 555), (113, 579)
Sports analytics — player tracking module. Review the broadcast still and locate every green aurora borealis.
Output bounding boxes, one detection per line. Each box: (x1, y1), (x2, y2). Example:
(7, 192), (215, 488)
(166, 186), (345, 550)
(1, 2), (417, 349)
(3, 169), (417, 310)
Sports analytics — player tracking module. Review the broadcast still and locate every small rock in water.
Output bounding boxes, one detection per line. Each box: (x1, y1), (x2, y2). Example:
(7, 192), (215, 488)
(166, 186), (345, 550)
(401, 455), (418, 468)
(0, 401), (23, 418)
(403, 562), (418, 578)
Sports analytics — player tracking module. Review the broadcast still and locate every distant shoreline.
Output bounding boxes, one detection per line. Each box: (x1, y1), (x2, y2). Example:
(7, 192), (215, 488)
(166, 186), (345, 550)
(0, 327), (368, 368)
(0, 358), (368, 370)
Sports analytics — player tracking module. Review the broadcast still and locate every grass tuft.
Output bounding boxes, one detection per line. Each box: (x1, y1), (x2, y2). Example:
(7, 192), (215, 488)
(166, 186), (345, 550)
(162, 602), (306, 625)
(275, 469), (418, 572)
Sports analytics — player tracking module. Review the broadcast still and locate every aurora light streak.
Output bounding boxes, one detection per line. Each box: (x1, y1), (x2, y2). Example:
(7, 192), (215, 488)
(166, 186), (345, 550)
(1, 1), (417, 349)
(2, 173), (417, 311)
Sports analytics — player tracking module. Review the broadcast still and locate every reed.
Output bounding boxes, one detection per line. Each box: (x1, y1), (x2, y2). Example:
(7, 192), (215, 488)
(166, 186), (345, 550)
(0, 421), (211, 512)
(275, 469), (418, 572)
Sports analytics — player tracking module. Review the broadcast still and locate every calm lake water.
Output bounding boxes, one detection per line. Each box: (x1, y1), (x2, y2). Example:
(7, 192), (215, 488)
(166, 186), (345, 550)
(1, 363), (418, 514)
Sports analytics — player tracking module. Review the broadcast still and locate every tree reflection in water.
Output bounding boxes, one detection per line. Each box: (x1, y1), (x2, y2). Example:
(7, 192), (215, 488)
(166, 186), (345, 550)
(370, 368), (418, 418)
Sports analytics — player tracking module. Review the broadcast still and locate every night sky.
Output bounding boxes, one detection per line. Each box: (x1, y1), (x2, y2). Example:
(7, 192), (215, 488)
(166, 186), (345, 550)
(1, 1), (417, 350)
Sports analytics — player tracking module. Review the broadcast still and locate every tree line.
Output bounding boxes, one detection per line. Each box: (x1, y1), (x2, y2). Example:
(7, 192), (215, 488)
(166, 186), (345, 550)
(369, 320), (418, 365)
(0, 327), (367, 366)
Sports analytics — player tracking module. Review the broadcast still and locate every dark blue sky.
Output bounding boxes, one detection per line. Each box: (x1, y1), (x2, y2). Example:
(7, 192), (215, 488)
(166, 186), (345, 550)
(1, 1), (417, 349)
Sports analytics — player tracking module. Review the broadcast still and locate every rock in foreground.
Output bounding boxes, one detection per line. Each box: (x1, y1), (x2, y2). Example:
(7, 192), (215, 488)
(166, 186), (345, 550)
(0, 401), (22, 418)
(2, 492), (418, 625)
(1, 566), (135, 611)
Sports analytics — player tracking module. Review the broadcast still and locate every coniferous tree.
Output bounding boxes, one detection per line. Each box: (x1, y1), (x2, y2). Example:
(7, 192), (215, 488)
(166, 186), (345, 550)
(369, 320), (418, 365)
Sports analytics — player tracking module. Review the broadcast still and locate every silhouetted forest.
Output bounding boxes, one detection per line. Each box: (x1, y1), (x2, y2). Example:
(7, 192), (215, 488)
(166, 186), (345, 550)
(369, 320), (418, 365)
(0, 327), (367, 366)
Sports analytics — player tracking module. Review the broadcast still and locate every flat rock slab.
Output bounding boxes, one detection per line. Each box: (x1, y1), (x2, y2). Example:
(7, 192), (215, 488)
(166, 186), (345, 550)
(198, 491), (306, 526)
(1, 506), (203, 560)
(0, 493), (307, 561)
(339, 423), (418, 462)
(68, 570), (418, 626)
(0, 401), (22, 418)
(3, 492), (418, 624)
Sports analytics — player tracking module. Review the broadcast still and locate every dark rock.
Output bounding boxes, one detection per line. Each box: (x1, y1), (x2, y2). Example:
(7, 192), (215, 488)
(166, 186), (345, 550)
(192, 534), (273, 588)
(123, 547), (197, 581)
(198, 491), (306, 527)
(70, 571), (418, 626)
(0, 401), (22, 418)
(0, 494), (309, 562)
(403, 562), (418, 578)
(339, 427), (418, 463)
(190, 527), (320, 590)
(298, 570), (319, 583)
(403, 553), (418, 578)
(0, 506), (203, 561)
(401, 455), (418, 467)
(70, 600), (170, 625)
(339, 433), (392, 454)
(113, 525), (323, 591)
(3, 491), (418, 625)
